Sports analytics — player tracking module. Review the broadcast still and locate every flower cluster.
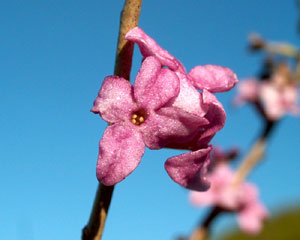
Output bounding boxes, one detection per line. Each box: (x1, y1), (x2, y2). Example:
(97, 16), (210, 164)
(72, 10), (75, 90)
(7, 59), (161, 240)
(91, 27), (238, 190)
(235, 62), (299, 121)
(190, 163), (268, 235)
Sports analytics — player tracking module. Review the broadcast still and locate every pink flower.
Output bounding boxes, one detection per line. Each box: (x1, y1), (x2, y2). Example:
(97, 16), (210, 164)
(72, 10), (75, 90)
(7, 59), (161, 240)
(125, 27), (238, 190)
(235, 76), (299, 120)
(91, 56), (181, 185)
(92, 27), (238, 189)
(260, 81), (299, 120)
(190, 164), (268, 234)
(234, 78), (259, 106)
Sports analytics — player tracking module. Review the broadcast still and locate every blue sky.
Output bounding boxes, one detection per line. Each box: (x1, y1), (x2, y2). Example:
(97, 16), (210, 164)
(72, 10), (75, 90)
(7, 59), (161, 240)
(1, 1), (300, 240)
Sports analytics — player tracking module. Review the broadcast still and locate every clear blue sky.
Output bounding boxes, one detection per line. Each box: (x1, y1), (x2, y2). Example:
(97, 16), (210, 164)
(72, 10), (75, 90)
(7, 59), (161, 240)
(1, 1), (299, 240)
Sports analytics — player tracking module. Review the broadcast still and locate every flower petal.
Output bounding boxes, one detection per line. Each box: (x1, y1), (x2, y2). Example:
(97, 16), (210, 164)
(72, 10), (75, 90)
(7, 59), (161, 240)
(189, 188), (216, 206)
(197, 90), (226, 147)
(134, 56), (180, 110)
(141, 108), (208, 150)
(164, 146), (212, 191)
(238, 201), (268, 235)
(125, 27), (185, 72)
(282, 85), (300, 114)
(91, 76), (136, 123)
(170, 73), (208, 117)
(259, 82), (284, 120)
(188, 65), (238, 92)
(96, 123), (145, 185)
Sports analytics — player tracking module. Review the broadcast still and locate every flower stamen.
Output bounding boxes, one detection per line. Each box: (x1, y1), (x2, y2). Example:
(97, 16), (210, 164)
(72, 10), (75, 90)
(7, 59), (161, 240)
(131, 109), (146, 125)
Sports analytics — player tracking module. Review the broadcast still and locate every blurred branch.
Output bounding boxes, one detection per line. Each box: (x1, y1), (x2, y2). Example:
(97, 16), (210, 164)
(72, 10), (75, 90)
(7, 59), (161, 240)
(249, 33), (299, 58)
(233, 119), (276, 185)
(82, 1), (142, 239)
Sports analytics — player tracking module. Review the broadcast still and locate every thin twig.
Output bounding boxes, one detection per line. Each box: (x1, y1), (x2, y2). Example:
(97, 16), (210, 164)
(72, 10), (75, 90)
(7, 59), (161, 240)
(82, 184), (115, 240)
(82, 1), (142, 239)
(114, 0), (143, 80)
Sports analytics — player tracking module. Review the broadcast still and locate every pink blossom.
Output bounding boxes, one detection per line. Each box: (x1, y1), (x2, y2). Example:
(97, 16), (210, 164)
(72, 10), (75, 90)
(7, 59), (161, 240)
(260, 81), (299, 120)
(235, 76), (299, 120)
(234, 78), (259, 105)
(91, 56), (181, 185)
(125, 27), (238, 190)
(92, 27), (238, 189)
(190, 164), (268, 234)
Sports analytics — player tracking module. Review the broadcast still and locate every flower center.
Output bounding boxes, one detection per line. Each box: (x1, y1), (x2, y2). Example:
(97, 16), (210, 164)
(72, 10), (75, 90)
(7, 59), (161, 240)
(131, 109), (146, 126)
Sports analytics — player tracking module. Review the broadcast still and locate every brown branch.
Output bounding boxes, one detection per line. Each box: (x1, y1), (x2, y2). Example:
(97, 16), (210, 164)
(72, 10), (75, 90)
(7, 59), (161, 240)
(82, 1), (143, 240)
(114, 0), (143, 80)
(82, 184), (115, 240)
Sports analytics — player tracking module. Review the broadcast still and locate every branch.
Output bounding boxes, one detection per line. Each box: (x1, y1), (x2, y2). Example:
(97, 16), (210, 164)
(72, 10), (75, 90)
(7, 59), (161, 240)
(82, 1), (142, 239)
(114, 0), (143, 80)
(232, 120), (276, 185)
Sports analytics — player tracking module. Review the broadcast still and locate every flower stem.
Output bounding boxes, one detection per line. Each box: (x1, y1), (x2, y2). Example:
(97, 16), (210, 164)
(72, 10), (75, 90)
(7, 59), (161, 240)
(82, 1), (142, 239)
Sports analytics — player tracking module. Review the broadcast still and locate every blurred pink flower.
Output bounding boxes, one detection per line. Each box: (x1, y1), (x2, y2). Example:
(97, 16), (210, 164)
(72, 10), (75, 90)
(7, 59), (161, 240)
(234, 76), (299, 120)
(260, 81), (299, 120)
(92, 27), (238, 189)
(190, 164), (268, 234)
(234, 78), (259, 105)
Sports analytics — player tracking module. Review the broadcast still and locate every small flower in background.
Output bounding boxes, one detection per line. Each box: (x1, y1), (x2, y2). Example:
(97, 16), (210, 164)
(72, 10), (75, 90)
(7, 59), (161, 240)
(190, 163), (268, 235)
(233, 78), (259, 106)
(92, 27), (238, 190)
(260, 63), (300, 120)
(234, 62), (300, 121)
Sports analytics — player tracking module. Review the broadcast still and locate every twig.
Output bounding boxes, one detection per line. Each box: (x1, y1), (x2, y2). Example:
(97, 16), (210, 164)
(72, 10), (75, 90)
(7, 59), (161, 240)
(114, 0), (143, 80)
(82, 184), (115, 240)
(82, 1), (142, 239)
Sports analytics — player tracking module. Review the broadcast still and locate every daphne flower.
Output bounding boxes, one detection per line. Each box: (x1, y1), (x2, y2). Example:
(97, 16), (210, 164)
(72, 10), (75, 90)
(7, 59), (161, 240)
(260, 80), (299, 120)
(234, 78), (259, 106)
(92, 27), (238, 189)
(91, 56), (181, 185)
(125, 27), (238, 190)
(126, 28), (237, 149)
(234, 63), (299, 120)
(190, 164), (268, 234)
